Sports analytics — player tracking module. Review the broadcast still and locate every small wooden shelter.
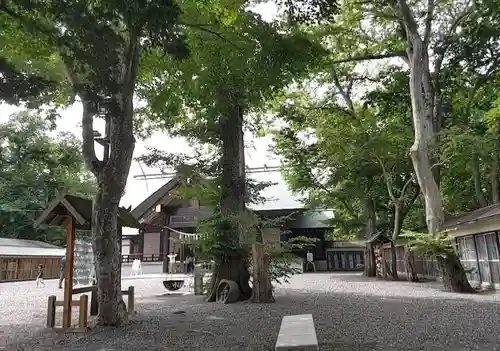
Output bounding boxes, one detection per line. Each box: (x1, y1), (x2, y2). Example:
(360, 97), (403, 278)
(34, 192), (142, 328)
(365, 232), (393, 278)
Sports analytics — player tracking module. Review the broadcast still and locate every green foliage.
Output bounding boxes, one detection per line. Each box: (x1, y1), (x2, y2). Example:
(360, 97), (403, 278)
(400, 231), (456, 258)
(137, 9), (325, 143)
(273, 65), (417, 238)
(1, 0), (189, 98)
(0, 111), (96, 245)
(194, 209), (319, 285)
(195, 212), (252, 263)
(266, 236), (318, 284)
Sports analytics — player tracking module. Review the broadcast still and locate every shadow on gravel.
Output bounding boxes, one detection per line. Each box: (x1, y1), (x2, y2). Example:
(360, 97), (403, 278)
(10, 289), (500, 351)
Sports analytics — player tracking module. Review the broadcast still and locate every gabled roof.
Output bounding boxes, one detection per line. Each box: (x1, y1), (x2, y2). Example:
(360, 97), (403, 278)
(34, 192), (142, 230)
(366, 231), (392, 244)
(443, 203), (500, 229)
(130, 176), (180, 220)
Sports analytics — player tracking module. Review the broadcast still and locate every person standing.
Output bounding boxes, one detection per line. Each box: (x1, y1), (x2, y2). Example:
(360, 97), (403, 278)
(58, 256), (66, 289)
(36, 264), (45, 287)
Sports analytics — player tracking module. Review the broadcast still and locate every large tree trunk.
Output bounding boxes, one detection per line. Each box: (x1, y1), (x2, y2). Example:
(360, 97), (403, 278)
(82, 91), (136, 325)
(436, 252), (475, 293)
(491, 129), (500, 204)
(207, 100), (252, 302)
(398, 2), (475, 292)
(472, 154), (488, 207)
(251, 243), (274, 303)
(364, 196), (377, 277)
(92, 182), (128, 325)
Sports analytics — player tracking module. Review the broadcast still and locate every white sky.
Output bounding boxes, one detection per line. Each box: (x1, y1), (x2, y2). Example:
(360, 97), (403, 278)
(0, 1), (305, 211)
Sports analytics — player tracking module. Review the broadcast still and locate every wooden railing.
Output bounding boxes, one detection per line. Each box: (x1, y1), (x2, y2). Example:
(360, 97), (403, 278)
(121, 253), (164, 263)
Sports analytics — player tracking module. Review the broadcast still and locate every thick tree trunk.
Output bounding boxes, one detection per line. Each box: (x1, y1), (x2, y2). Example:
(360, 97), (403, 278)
(251, 243), (274, 303)
(390, 204), (402, 280)
(491, 169), (499, 204)
(436, 253), (476, 293)
(92, 182), (128, 325)
(207, 98), (252, 302)
(491, 129), (500, 204)
(399, 10), (475, 292)
(390, 241), (398, 280)
(472, 154), (488, 207)
(364, 197), (377, 277)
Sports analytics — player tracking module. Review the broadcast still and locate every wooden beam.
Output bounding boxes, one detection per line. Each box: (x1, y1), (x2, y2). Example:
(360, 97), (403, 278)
(62, 216), (76, 328)
(34, 197), (62, 228)
(60, 198), (87, 226)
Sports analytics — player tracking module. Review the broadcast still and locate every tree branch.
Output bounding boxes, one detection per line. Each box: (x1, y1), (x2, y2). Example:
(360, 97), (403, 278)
(179, 22), (242, 50)
(396, 0), (419, 39)
(81, 100), (103, 175)
(330, 51), (406, 65)
(374, 154), (396, 202)
(399, 174), (415, 202)
(436, 2), (475, 50)
(423, 0), (435, 47)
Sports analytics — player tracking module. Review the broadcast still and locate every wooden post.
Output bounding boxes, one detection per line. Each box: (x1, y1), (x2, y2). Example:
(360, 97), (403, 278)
(251, 243), (274, 303)
(47, 295), (56, 327)
(162, 227), (169, 273)
(127, 286), (135, 313)
(78, 295), (89, 329)
(381, 246), (387, 279)
(63, 216), (76, 328)
(194, 264), (203, 295)
(90, 286), (98, 316)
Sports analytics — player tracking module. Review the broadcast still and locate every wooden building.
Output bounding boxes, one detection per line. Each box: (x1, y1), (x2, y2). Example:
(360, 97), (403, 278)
(0, 238), (65, 282)
(382, 204), (500, 288)
(325, 240), (365, 271)
(126, 175), (334, 271)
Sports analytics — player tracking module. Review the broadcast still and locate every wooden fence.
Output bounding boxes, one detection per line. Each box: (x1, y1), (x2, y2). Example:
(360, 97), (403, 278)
(121, 253), (163, 263)
(0, 257), (61, 282)
(383, 247), (440, 278)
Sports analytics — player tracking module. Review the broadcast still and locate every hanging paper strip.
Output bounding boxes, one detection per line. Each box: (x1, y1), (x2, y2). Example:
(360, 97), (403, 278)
(164, 225), (201, 241)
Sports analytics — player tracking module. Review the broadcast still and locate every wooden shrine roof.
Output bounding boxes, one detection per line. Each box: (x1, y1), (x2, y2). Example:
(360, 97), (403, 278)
(34, 193), (142, 230)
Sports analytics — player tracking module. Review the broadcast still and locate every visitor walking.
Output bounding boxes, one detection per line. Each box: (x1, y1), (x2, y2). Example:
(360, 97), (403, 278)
(58, 256), (66, 289)
(36, 264), (45, 287)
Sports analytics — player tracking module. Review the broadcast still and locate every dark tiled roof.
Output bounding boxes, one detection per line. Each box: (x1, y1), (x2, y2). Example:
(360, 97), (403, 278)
(366, 231), (392, 244)
(130, 177), (180, 220)
(444, 203), (500, 229)
(130, 175), (333, 229)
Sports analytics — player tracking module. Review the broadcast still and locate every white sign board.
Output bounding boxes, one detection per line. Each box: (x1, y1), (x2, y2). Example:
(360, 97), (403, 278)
(73, 238), (96, 286)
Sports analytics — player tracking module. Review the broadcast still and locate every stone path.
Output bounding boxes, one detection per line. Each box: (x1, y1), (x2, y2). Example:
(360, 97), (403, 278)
(2, 273), (500, 350)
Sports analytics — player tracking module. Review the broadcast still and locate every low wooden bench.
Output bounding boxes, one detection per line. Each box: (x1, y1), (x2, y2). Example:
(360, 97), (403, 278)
(275, 314), (319, 351)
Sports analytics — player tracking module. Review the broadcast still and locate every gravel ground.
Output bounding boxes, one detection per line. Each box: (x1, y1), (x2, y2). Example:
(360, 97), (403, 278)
(2, 272), (500, 351)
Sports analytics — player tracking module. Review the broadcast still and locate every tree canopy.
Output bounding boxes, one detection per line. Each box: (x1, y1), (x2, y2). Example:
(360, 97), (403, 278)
(0, 111), (95, 246)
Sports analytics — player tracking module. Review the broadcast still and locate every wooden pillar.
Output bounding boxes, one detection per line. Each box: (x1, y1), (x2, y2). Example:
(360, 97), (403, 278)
(163, 228), (170, 273)
(63, 216), (76, 328)
(139, 229), (144, 258)
(118, 225), (123, 254)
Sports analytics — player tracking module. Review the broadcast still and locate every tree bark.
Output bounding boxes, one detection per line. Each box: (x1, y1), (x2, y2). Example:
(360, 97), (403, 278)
(471, 154), (488, 207)
(397, 0), (474, 293)
(390, 204), (402, 280)
(390, 241), (398, 280)
(436, 252), (476, 293)
(406, 37), (444, 235)
(207, 98), (252, 302)
(491, 128), (500, 204)
(364, 195), (377, 277)
(92, 182), (128, 325)
(251, 243), (274, 303)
